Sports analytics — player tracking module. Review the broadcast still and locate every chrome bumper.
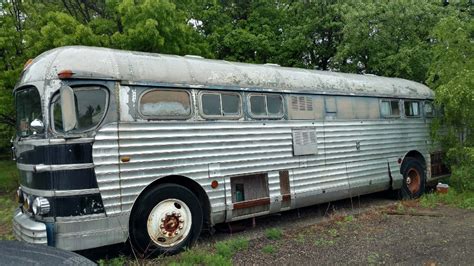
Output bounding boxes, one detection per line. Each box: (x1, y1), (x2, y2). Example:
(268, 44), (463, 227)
(13, 209), (48, 245)
(13, 208), (129, 251)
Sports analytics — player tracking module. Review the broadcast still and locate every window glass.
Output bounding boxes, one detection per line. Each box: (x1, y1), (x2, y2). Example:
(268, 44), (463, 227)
(52, 86), (107, 132)
(424, 102), (434, 117)
(202, 94), (221, 116)
(15, 87), (43, 137)
(381, 100), (400, 117)
(222, 94), (240, 115)
(404, 101), (420, 117)
(267, 95), (283, 115)
(140, 89), (191, 118)
(391, 101), (400, 116)
(250, 95), (266, 116)
(381, 101), (391, 116)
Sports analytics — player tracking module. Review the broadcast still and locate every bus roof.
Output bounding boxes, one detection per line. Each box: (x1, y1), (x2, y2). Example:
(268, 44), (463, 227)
(17, 46), (434, 99)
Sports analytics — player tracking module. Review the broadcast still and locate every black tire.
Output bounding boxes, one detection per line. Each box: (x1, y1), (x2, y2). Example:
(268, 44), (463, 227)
(129, 184), (203, 257)
(400, 158), (426, 199)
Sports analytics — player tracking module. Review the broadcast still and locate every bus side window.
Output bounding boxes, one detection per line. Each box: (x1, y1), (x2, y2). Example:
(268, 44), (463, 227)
(139, 89), (191, 119)
(381, 99), (400, 118)
(424, 101), (435, 117)
(404, 101), (420, 118)
(248, 93), (284, 118)
(200, 91), (241, 119)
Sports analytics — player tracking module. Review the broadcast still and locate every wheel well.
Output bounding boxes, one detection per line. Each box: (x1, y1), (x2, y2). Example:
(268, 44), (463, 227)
(131, 175), (211, 230)
(402, 150), (426, 173)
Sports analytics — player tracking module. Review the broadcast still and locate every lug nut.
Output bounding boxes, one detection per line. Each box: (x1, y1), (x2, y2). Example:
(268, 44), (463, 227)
(166, 212), (171, 216)
(177, 213), (181, 217)
(160, 224), (164, 229)
(174, 231), (179, 235)
(179, 225), (183, 229)
(172, 211), (176, 215)
(179, 218), (184, 223)
(161, 218), (165, 222)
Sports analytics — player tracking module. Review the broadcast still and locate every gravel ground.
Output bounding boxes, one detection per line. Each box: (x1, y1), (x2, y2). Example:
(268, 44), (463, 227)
(230, 202), (474, 265)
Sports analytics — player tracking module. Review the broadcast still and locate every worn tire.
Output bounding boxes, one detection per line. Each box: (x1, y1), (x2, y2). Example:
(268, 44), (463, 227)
(400, 158), (426, 199)
(129, 184), (203, 257)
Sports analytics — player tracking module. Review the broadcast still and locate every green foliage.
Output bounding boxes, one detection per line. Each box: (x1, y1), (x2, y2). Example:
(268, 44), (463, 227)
(265, 227), (283, 240)
(0, 160), (18, 193)
(420, 190), (474, 210)
(314, 237), (335, 247)
(261, 244), (276, 254)
(0, 194), (15, 240)
(333, 0), (441, 82)
(169, 249), (231, 266)
(215, 237), (249, 258)
(97, 255), (127, 266)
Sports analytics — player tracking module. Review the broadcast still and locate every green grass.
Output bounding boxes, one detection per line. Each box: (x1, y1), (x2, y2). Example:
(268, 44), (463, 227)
(0, 160), (17, 240)
(0, 194), (16, 240)
(215, 237), (249, 258)
(98, 255), (127, 266)
(420, 190), (474, 210)
(265, 227), (283, 240)
(158, 238), (249, 265)
(0, 160), (18, 193)
(314, 237), (335, 247)
(261, 244), (276, 254)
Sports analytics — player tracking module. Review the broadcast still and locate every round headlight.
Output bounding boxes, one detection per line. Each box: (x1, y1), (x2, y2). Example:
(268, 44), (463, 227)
(16, 187), (24, 204)
(32, 197), (50, 215)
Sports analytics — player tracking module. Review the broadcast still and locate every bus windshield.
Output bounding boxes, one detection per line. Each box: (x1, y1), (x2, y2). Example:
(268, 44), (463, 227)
(15, 87), (43, 137)
(51, 86), (107, 133)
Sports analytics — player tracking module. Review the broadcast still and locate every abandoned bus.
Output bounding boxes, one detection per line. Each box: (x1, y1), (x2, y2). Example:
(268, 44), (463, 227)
(12, 46), (448, 255)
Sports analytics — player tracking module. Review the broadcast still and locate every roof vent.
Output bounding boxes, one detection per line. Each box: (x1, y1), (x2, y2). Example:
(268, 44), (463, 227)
(264, 63), (281, 67)
(184, 55), (204, 59)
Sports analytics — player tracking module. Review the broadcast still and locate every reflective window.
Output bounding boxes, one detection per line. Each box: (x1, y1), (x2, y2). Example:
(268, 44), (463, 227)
(202, 94), (221, 116)
(200, 91), (241, 118)
(381, 100), (400, 117)
(267, 95), (283, 115)
(140, 89), (191, 118)
(424, 101), (434, 117)
(15, 87), (43, 137)
(404, 101), (420, 117)
(52, 86), (107, 132)
(249, 94), (284, 118)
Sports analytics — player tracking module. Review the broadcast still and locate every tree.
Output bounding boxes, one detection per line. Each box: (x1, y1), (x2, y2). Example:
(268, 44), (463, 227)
(332, 0), (442, 82)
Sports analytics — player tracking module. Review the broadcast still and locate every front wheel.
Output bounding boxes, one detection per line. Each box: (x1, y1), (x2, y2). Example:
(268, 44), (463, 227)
(129, 184), (203, 257)
(400, 158), (426, 199)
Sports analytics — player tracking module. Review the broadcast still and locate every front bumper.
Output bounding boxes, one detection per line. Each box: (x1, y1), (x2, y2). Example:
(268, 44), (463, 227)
(13, 209), (48, 245)
(12, 208), (129, 251)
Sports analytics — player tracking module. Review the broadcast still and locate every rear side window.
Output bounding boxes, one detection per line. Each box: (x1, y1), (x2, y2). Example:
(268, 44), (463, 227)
(52, 86), (108, 132)
(381, 100), (400, 118)
(249, 94), (284, 118)
(424, 101), (435, 117)
(139, 89), (191, 119)
(200, 91), (241, 118)
(404, 101), (420, 117)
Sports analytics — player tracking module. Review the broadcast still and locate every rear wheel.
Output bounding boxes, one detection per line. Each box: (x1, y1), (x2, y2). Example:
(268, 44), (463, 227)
(129, 184), (203, 257)
(400, 158), (426, 199)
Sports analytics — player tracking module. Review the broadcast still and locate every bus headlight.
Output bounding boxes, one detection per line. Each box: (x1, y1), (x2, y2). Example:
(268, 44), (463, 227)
(32, 197), (50, 215)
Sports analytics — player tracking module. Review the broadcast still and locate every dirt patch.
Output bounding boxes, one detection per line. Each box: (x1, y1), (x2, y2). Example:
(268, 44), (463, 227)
(232, 202), (474, 265)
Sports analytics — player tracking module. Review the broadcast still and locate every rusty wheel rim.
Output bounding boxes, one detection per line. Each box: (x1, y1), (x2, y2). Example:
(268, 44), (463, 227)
(406, 168), (421, 194)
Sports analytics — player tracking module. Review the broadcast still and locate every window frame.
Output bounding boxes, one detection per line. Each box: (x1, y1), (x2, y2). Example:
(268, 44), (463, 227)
(50, 85), (109, 134)
(403, 100), (421, 118)
(138, 88), (193, 120)
(380, 99), (401, 118)
(198, 91), (242, 120)
(15, 86), (43, 137)
(423, 101), (435, 118)
(247, 93), (285, 119)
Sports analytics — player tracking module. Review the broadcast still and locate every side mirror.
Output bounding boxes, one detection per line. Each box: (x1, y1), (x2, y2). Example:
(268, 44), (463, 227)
(30, 119), (44, 134)
(60, 85), (77, 132)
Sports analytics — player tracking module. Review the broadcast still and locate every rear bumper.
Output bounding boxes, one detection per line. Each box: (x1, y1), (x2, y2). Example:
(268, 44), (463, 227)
(12, 208), (129, 251)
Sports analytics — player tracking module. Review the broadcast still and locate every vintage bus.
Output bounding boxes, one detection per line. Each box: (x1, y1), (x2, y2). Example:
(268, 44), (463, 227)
(12, 46), (448, 256)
